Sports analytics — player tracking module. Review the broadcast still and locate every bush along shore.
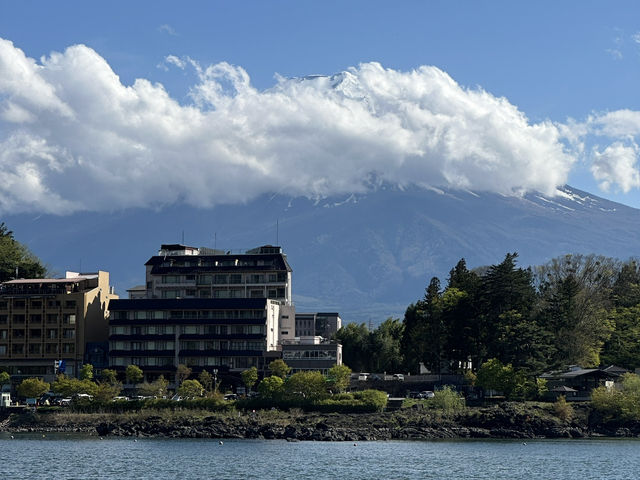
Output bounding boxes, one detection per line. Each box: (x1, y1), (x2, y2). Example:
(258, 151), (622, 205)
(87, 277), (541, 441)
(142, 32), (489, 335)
(3, 402), (640, 440)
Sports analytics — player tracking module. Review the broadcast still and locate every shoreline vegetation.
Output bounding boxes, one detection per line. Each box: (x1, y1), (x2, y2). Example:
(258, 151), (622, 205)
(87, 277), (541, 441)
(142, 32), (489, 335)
(3, 401), (640, 441)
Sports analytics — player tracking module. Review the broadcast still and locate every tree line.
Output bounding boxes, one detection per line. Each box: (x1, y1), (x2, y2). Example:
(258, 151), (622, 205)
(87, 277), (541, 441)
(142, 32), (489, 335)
(336, 253), (640, 376)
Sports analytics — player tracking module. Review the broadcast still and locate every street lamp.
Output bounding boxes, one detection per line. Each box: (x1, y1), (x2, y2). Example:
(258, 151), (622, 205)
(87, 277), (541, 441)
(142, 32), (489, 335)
(213, 368), (218, 392)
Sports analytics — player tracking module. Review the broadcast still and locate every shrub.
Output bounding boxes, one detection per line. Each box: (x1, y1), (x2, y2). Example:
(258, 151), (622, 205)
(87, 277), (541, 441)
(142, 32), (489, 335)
(591, 373), (640, 421)
(428, 386), (465, 413)
(553, 395), (573, 422)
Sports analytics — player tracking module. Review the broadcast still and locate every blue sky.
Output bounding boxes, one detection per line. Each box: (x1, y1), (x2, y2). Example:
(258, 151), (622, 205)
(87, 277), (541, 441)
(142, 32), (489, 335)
(1, 1), (640, 210)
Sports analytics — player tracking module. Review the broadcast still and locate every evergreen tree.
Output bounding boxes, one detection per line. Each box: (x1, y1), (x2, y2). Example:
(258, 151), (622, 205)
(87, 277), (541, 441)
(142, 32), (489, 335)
(0, 222), (47, 281)
(478, 253), (537, 368)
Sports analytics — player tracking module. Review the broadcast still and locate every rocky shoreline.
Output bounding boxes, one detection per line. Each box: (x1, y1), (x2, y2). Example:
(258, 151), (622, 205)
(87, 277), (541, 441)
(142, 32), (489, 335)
(2, 403), (639, 440)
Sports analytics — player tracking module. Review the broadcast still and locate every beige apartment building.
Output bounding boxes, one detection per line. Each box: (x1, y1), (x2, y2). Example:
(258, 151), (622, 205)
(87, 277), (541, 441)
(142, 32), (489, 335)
(0, 271), (118, 383)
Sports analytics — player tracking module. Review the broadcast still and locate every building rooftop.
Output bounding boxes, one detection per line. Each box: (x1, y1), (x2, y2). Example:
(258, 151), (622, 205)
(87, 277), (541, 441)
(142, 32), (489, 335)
(145, 244), (292, 273)
(109, 297), (271, 311)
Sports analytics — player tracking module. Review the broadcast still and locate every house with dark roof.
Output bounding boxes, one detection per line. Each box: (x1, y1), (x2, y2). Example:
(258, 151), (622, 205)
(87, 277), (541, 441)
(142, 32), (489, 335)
(540, 365), (622, 401)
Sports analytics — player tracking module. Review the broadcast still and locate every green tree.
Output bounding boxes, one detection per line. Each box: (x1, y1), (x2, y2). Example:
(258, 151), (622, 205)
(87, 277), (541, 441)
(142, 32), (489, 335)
(334, 323), (370, 372)
(79, 364), (94, 381)
(601, 305), (640, 370)
(370, 318), (404, 373)
(177, 379), (204, 398)
(198, 370), (213, 392)
(175, 364), (191, 385)
(536, 254), (617, 368)
(17, 378), (50, 399)
(51, 376), (97, 397)
(0, 223), (47, 282)
(479, 253), (538, 369)
(241, 367), (258, 392)
(138, 376), (168, 397)
(93, 382), (122, 403)
(284, 371), (328, 401)
(100, 369), (118, 385)
(125, 365), (144, 384)
(327, 364), (352, 393)
(268, 359), (291, 379)
(0, 371), (10, 386)
(257, 375), (285, 400)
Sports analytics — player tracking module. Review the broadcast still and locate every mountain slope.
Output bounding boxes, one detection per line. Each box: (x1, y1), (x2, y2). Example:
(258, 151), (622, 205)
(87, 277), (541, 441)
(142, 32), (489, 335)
(6, 185), (640, 324)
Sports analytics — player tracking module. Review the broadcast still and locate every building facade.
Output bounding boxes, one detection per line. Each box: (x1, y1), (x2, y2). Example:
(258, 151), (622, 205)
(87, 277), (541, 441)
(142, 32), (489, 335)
(144, 244), (293, 304)
(281, 336), (343, 374)
(0, 271), (117, 383)
(108, 297), (295, 381)
(295, 312), (342, 338)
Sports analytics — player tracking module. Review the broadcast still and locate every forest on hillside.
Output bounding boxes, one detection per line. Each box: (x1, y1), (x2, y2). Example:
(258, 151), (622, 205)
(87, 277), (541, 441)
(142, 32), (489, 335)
(336, 253), (640, 376)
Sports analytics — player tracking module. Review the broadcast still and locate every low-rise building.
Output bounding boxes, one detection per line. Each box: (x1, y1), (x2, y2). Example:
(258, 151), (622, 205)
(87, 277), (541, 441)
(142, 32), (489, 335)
(281, 336), (342, 375)
(108, 297), (295, 381)
(0, 271), (117, 383)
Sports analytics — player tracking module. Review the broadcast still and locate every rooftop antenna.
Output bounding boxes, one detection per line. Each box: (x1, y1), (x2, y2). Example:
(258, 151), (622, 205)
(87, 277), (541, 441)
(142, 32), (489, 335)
(276, 219), (279, 246)
(182, 230), (185, 244)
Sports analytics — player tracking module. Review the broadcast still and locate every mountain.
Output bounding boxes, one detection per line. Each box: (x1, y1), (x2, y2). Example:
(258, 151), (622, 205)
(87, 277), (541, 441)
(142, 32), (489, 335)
(5, 185), (640, 324)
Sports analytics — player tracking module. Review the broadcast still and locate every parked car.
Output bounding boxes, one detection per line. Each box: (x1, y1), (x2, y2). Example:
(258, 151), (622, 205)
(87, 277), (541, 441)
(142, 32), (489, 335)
(392, 374), (405, 381)
(417, 391), (435, 399)
(358, 373), (370, 381)
(223, 393), (237, 401)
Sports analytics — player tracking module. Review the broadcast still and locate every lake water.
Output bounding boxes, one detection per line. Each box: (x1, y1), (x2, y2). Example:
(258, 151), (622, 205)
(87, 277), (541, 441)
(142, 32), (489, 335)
(1, 433), (639, 479)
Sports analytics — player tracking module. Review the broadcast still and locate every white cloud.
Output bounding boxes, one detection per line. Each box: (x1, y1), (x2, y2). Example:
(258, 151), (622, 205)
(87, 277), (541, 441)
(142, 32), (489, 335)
(591, 141), (640, 193)
(158, 24), (177, 36)
(0, 39), (579, 214)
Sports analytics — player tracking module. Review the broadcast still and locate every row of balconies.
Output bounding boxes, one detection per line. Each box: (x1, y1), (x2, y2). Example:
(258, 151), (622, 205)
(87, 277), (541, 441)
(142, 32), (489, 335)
(109, 349), (263, 357)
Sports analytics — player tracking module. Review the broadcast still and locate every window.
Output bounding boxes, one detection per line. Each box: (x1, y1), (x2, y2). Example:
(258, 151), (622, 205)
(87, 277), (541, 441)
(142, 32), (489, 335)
(14, 300), (25, 308)
(31, 300), (42, 308)
(63, 314), (76, 325)
(29, 328), (42, 338)
(13, 314), (25, 323)
(0, 345), (6, 355)
(47, 300), (60, 308)
(12, 344), (23, 354)
(0, 330), (6, 339)
(229, 274), (242, 284)
(65, 300), (76, 308)
(13, 329), (25, 339)
(62, 343), (75, 354)
(47, 329), (57, 339)
(62, 329), (75, 339)
(0, 301), (7, 309)
(131, 342), (143, 350)
(181, 325), (199, 334)
(45, 344), (59, 354)
(0, 315), (7, 324)
(28, 344), (41, 354)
